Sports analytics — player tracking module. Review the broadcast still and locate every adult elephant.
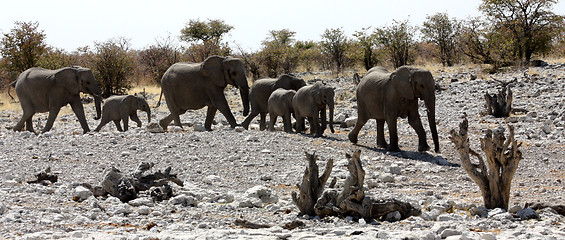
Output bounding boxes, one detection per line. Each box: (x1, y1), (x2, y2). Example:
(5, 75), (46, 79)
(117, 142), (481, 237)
(293, 82), (335, 137)
(241, 74), (306, 130)
(348, 66), (439, 153)
(11, 66), (102, 133)
(158, 56), (250, 131)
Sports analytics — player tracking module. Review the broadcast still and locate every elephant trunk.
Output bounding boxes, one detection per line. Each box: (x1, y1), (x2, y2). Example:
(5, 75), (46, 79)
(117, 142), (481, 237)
(146, 109), (152, 123)
(328, 99), (335, 133)
(94, 95), (102, 120)
(425, 97), (439, 153)
(240, 87), (250, 116)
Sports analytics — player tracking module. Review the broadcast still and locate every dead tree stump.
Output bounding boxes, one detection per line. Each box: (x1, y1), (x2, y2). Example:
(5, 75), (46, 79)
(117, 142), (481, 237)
(313, 150), (420, 220)
(292, 152), (334, 216)
(484, 78), (515, 117)
(449, 118), (522, 210)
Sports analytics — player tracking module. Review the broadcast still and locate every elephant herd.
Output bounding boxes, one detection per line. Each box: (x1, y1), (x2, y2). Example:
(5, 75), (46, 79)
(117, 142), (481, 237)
(8, 55), (439, 153)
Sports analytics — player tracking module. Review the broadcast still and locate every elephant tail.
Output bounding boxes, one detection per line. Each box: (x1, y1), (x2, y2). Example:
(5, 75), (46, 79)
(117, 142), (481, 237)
(7, 80), (17, 103)
(154, 88), (163, 108)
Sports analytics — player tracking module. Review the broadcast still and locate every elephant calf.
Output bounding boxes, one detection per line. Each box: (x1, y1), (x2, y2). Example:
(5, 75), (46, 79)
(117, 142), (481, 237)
(293, 82), (335, 137)
(267, 89), (297, 133)
(94, 95), (151, 132)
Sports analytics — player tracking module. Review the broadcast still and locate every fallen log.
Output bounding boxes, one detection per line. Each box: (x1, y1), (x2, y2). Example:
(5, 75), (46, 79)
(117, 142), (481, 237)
(291, 152), (334, 216)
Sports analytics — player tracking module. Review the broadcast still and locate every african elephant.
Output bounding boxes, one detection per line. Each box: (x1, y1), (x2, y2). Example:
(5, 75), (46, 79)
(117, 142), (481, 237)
(268, 89), (296, 133)
(94, 95), (151, 132)
(11, 66), (102, 133)
(157, 56), (250, 131)
(293, 82), (335, 137)
(348, 66), (439, 153)
(241, 74), (306, 130)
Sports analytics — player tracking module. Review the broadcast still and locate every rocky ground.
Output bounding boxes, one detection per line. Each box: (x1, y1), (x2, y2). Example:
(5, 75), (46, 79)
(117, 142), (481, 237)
(0, 63), (564, 239)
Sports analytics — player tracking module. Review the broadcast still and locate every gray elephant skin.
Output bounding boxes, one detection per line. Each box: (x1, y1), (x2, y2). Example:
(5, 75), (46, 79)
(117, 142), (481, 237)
(94, 95), (151, 132)
(11, 66), (102, 133)
(241, 74), (306, 130)
(348, 66), (439, 153)
(158, 56), (250, 131)
(293, 82), (335, 137)
(267, 88), (296, 133)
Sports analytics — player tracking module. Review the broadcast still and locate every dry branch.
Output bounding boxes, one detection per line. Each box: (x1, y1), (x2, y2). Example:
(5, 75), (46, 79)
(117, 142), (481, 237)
(450, 118), (522, 210)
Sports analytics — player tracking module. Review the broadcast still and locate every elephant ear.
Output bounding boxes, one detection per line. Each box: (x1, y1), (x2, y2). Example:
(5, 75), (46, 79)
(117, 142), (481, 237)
(201, 56), (227, 88)
(122, 95), (137, 109)
(310, 83), (323, 105)
(390, 66), (415, 100)
(55, 67), (81, 94)
(222, 57), (237, 87)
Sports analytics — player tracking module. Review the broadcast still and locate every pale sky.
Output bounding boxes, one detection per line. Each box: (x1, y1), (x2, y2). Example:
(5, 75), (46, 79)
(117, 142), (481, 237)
(1, 0), (564, 52)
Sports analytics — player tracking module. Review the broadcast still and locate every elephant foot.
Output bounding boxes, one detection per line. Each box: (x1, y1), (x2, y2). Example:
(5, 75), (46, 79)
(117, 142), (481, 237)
(418, 143), (431, 152)
(387, 145), (401, 152)
(377, 140), (388, 149)
(158, 119), (168, 131)
(348, 132), (358, 144)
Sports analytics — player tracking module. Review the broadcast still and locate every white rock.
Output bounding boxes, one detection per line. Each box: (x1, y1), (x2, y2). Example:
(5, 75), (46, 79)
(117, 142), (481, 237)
(128, 197), (154, 207)
(517, 208), (539, 220)
(508, 205), (523, 214)
(379, 173), (395, 183)
(234, 126), (245, 132)
(245, 185), (278, 204)
(168, 194), (197, 207)
(137, 206), (151, 215)
(440, 229), (462, 239)
(481, 233), (497, 240)
(72, 186), (93, 202)
(204, 175), (221, 185)
(345, 117), (357, 127)
(5, 180), (19, 187)
(385, 211), (401, 222)
(388, 164), (402, 175)
(469, 206), (488, 217)
(193, 124), (206, 132)
(421, 209), (441, 221)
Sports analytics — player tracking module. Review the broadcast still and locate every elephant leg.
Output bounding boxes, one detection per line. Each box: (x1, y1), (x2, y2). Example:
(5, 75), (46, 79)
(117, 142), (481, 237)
(259, 113), (267, 131)
(376, 119), (388, 149)
(114, 120), (124, 132)
(242, 110), (259, 130)
(386, 117), (400, 152)
(348, 114), (367, 144)
(268, 113), (276, 132)
(94, 117), (110, 132)
(130, 113), (142, 128)
(204, 106), (217, 131)
(25, 115), (35, 133)
(13, 110), (33, 132)
(69, 100), (90, 133)
(212, 95), (237, 128)
(295, 116), (304, 133)
(42, 108), (61, 133)
(283, 114), (293, 133)
(408, 111), (430, 152)
(320, 108), (327, 132)
(122, 116), (129, 131)
(159, 114), (174, 130)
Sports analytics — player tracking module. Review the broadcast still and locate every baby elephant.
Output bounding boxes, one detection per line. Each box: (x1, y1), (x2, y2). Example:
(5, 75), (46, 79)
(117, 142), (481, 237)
(94, 95), (151, 132)
(268, 89), (296, 133)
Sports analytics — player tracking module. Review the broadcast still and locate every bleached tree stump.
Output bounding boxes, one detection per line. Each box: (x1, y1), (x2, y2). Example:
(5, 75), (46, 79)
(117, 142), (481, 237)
(292, 152), (334, 216)
(485, 78), (515, 117)
(449, 118), (522, 210)
(313, 150), (420, 220)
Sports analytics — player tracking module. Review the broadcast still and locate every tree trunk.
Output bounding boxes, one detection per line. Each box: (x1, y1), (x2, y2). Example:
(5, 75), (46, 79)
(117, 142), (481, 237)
(485, 84), (513, 118)
(449, 118), (522, 210)
(291, 152), (334, 216)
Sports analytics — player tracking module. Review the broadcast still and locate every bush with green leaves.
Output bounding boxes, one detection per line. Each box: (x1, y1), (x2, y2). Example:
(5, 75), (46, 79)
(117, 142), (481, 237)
(91, 37), (135, 97)
(0, 21), (47, 79)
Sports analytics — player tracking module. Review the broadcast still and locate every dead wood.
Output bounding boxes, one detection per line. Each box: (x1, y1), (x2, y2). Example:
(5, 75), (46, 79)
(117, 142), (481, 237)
(312, 150), (420, 221)
(234, 219), (271, 229)
(450, 118), (522, 210)
(485, 77), (516, 118)
(282, 220), (305, 230)
(27, 167), (58, 184)
(291, 152), (334, 216)
(88, 162), (183, 202)
(526, 203), (565, 216)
